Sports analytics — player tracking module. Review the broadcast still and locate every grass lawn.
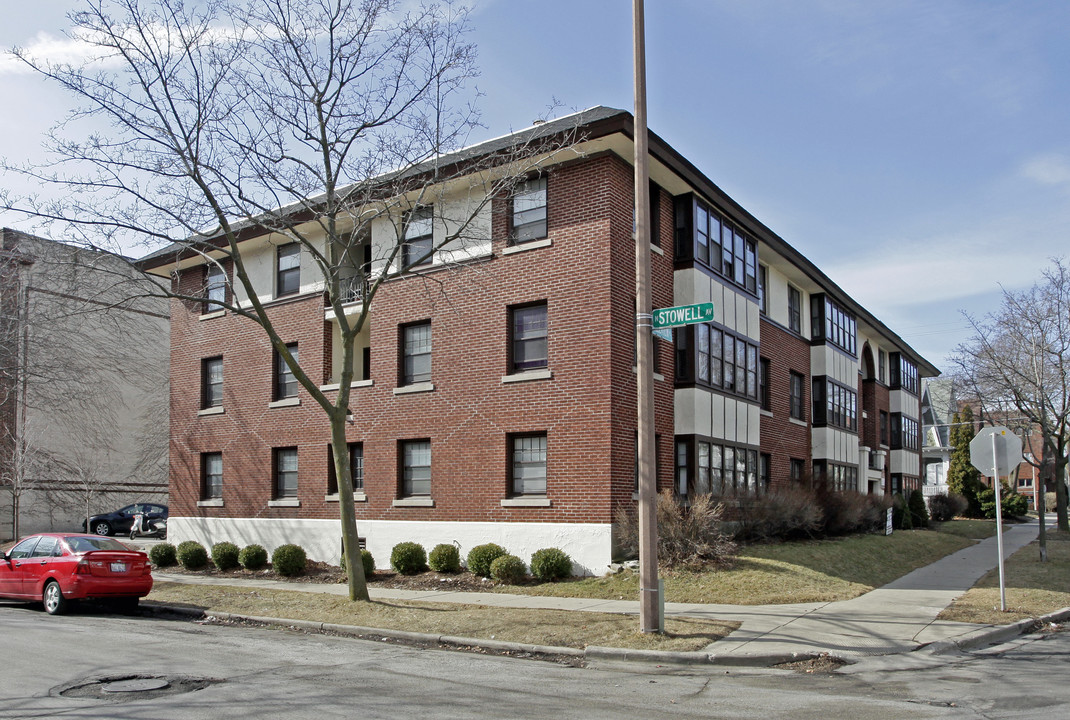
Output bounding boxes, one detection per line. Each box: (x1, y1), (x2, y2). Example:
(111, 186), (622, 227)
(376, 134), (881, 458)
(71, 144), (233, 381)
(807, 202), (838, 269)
(939, 530), (1070, 625)
(146, 583), (738, 651)
(501, 525), (978, 605)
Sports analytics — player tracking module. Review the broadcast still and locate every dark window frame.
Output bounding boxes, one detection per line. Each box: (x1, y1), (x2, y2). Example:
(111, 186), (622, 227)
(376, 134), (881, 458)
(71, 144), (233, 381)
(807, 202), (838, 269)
(759, 357), (771, 411)
(811, 376), (858, 432)
(273, 446), (298, 499)
(201, 356), (223, 409)
(673, 195), (757, 295)
(204, 262), (227, 311)
(273, 343), (299, 400)
(789, 371), (805, 421)
(509, 432), (548, 497)
(511, 176), (548, 244)
(889, 353), (919, 395)
(399, 439), (432, 497)
(509, 301), (548, 373)
(402, 205), (434, 268)
(810, 294), (857, 356)
(675, 322), (759, 402)
(327, 442), (364, 495)
(399, 320), (432, 386)
(201, 451), (222, 499)
(276, 243), (301, 297)
(788, 285), (802, 334)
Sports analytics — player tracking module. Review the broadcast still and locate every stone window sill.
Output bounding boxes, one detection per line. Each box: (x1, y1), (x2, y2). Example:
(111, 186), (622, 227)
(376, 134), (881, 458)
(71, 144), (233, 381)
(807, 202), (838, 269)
(392, 497), (434, 507)
(325, 492), (367, 503)
(320, 379), (374, 392)
(502, 368), (552, 384)
(268, 397), (300, 409)
(268, 498), (301, 508)
(199, 310), (226, 321)
(500, 497), (551, 507)
(631, 367), (666, 382)
(197, 498), (224, 508)
(502, 237), (552, 255)
(789, 417), (808, 428)
(393, 382), (435, 396)
(197, 406), (225, 416)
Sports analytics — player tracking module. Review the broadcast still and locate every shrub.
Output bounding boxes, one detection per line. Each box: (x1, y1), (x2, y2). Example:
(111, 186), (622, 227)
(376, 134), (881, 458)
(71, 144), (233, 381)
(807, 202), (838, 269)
(466, 543), (508, 577)
(339, 549), (376, 578)
(390, 542), (427, 575)
(238, 544), (268, 570)
(272, 544), (307, 577)
(908, 489), (930, 528)
(979, 482), (1028, 519)
(211, 541), (241, 571)
(149, 542), (177, 567)
(615, 491), (736, 569)
(892, 494), (913, 530)
(176, 540), (208, 570)
(489, 554), (527, 584)
(530, 548), (572, 581)
(428, 543), (461, 573)
(733, 485), (824, 542)
(928, 493), (957, 522)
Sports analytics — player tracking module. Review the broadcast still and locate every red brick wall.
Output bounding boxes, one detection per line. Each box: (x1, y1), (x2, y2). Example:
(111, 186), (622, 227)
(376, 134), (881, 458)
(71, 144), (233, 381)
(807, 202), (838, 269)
(757, 318), (811, 488)
(168, 153), (675, 525)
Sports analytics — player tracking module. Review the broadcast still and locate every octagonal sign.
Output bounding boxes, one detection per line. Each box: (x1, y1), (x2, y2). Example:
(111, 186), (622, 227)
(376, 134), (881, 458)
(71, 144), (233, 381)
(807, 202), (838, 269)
(969, 425), (1023, 477)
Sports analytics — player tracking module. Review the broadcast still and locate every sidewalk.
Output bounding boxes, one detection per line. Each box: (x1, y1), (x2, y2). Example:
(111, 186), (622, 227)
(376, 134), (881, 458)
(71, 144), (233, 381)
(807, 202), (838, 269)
(152, 517), (1057, 663)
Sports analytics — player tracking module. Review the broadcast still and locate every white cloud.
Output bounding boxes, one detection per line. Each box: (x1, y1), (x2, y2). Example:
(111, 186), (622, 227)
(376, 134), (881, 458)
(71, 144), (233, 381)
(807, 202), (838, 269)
(1020, 153), (1070, 189)
(0, 31), (109, 75)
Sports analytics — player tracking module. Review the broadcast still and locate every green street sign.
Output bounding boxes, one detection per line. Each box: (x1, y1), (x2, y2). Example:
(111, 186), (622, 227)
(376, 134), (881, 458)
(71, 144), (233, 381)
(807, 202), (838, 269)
(652, 302), (714, 329)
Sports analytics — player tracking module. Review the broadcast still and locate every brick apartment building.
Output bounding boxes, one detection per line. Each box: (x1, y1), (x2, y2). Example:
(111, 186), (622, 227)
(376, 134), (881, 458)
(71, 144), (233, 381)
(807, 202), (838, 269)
(140, 107), (938, 573)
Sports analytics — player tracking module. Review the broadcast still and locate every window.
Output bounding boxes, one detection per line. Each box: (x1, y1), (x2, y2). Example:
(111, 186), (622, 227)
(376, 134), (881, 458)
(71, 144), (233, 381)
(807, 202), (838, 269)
(758, 265), (767, 315)
(880, 410), (889, 446)
(273, 343), (299, 400)
(400, 322), (431, 385)
(273, 447), (298, 499)
(678, 323), (758, 402)
(201, 356), (223, 409)
(759, 357), (770, 411)
(403, 206), (433, 267)
(510, 302), (547, 372)
(790, 458), (804, 483)
(813, 460), (859, 492)
(510, 433), (547, 496)
(276, 243), (301, 297)
(889, 353), (919, 395)
(760, 453), (770, 492)
(673, 196), (757, 294)
(400, 440), (431, 496)
(810, 294), (857, 356)
(890, 413), (919, 450)
(649, 181), (661, 247)
(878, 349), (887, 383)
(512, 177), (547, 243)
(788, 285), (802, 334)
(202, 452), (222, 499)
(327, 443), (363, 494)
(674, 440), (688, 495)
(205, 263), (226, 310)
(679, 438), (758, 496)
(789, 371), (805, 420)
(811, 377), (858, 432)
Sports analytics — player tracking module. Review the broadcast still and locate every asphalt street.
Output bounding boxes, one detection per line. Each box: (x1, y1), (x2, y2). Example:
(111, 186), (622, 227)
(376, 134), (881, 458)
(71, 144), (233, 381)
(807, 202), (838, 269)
(1, 602), (1067, 719)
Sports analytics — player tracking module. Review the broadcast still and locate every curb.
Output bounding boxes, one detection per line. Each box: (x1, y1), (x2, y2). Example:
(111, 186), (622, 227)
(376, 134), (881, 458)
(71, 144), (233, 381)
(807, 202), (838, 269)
(143, 602), (813, 667)
(921, 606), (1070, 656)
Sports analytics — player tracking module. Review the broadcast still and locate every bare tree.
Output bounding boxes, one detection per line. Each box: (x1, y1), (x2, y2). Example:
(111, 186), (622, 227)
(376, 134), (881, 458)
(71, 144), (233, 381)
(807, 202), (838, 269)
(3, 0), (574, 600)
(951, 258), (1070, 532)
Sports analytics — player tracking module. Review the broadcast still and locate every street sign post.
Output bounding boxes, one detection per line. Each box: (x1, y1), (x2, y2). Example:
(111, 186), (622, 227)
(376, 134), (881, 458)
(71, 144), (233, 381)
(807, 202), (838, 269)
(652, 302), (714, 329)
(969, 425), (1024, 612)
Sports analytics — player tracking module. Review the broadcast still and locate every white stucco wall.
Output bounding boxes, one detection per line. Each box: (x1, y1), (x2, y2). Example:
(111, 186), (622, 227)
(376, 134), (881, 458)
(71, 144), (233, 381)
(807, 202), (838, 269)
(169, 516), (614, 577)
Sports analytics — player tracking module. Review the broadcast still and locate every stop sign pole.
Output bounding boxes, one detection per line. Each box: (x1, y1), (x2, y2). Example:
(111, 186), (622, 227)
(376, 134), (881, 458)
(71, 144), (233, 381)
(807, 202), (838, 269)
(969, 425), (1024, 612)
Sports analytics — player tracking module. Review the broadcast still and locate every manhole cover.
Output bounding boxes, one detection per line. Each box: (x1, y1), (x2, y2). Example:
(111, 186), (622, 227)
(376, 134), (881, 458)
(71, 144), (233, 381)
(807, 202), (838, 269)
(55, 674), (217, 702)
(102, 677), (170, 693)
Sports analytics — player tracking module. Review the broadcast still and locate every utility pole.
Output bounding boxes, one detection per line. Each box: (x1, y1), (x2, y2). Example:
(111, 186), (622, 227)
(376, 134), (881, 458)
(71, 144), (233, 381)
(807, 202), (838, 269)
(633, 0), (659, 633)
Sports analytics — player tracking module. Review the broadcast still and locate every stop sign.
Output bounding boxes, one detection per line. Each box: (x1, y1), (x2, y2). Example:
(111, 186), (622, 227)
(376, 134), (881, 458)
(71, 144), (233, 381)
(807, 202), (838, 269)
(969, 426), (1023, 477)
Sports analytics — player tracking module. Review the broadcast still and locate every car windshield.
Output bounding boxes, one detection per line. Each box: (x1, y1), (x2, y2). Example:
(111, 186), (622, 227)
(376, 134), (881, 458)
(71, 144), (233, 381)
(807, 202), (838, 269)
(64, 536), (133, 553)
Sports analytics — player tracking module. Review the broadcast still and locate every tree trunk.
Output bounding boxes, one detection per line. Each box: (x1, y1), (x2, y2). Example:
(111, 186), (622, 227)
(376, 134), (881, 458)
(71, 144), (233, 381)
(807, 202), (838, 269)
(331, 414), (369, 601)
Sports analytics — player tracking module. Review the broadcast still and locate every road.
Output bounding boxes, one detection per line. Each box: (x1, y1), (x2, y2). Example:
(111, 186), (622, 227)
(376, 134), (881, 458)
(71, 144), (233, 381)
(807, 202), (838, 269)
(0, 603), (1067, 719)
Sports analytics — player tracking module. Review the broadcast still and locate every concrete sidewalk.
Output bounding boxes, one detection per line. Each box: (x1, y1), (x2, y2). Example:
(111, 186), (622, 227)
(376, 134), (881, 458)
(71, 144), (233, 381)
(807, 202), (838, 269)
(153, 517), (1055, 661)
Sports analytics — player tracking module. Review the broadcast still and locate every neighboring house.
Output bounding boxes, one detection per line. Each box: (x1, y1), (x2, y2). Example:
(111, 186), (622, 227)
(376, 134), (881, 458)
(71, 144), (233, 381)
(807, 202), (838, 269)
(921, 378), (956, 497)
(139, 107), (938, 573)
(0, 228), (170, 541)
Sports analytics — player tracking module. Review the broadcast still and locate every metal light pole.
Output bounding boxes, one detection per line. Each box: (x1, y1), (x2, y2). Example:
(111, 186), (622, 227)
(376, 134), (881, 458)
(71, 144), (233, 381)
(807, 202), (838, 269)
(632, 0), (659, 633)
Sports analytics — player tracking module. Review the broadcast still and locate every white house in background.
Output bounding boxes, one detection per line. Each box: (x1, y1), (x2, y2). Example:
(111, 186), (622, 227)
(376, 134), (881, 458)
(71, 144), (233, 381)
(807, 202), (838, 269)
(921, 378), (956, 496)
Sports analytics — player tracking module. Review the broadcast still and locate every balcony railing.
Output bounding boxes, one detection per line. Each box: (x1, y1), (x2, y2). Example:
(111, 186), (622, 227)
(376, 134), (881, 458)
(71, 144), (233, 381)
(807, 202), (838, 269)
(337, 275), (367, 305)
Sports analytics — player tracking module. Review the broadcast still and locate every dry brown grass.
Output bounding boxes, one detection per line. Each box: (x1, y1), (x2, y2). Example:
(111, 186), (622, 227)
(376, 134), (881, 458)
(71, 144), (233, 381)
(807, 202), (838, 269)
(147, 582), (738, 651)
(939, 531), (1070, 625)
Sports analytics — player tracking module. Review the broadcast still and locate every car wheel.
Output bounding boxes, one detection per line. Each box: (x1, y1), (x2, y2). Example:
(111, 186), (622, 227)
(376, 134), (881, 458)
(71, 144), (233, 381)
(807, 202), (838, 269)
(43, 581), (68, 615)
(92, 521), (111, 536)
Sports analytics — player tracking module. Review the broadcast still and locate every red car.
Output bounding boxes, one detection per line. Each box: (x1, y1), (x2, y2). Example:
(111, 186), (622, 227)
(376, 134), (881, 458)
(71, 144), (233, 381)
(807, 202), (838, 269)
(0, 533), (153, 615)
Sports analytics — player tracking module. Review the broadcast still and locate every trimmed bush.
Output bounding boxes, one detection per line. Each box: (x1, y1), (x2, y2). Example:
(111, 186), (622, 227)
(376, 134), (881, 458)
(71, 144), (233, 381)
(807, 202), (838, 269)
(489, 554), (527, 584)
(272, 544), (307, 577)
(428, 543), (461, 574)
(466, 543), (507, 577)
(390, 542), (427, 575)
(530, 548), (572, 581)
(149, 542), (177, 567)
(211, 541), (241, 571)
(238, 544), (268, 571)
(176, 540), (208, 570)
(339, 549), (376, 578)
(908, 489), (930, 528)
(928, 493), (956, 522)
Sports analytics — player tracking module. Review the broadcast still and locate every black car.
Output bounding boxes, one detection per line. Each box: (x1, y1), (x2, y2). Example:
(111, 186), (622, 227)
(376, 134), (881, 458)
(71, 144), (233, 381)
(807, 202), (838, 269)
(81, 504), (168, 537)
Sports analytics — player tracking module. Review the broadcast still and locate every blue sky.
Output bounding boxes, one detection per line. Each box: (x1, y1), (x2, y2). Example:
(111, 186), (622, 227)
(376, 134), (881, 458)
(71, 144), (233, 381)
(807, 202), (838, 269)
(3, 1), (1069, 372)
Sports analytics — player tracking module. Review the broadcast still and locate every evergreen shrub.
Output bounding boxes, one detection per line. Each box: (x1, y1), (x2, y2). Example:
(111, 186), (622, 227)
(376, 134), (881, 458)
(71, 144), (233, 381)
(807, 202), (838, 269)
(428, 543), (461, 573)
(149, 542), (177, 567)
(238, 544), (268, 570)
(390, 542), (427, 575)
(466, 543), (508, 577)
(530, 548), (572, 581)
(489, 554), (526, 584)
(176, 540), (208, 570)
(211, 541), (241, 571)
(272, 544), (307, 576)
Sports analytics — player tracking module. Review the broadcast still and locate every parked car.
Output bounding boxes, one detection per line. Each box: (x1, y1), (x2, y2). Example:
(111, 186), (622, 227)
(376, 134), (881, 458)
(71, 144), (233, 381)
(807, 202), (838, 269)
(0, 533), (153, 614)
(81, 503), (168, 537)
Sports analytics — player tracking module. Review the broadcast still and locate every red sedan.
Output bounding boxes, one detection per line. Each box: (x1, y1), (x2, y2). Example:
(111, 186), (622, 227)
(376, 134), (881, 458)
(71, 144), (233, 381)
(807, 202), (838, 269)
(0, 533), (153, 614)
